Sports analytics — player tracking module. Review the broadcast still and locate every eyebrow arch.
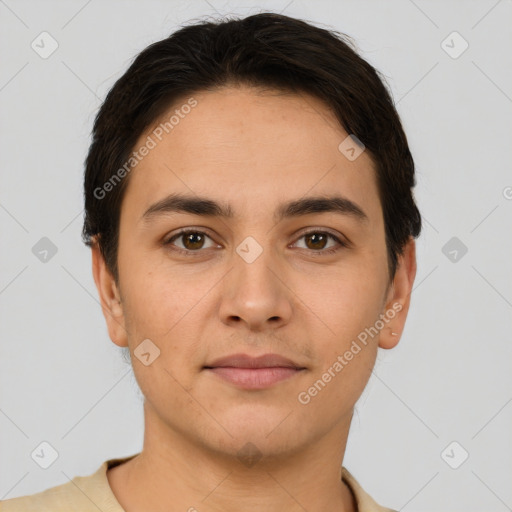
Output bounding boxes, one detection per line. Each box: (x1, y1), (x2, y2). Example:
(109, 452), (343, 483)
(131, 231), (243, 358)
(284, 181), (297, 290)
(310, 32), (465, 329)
(141, 192), (368, 224)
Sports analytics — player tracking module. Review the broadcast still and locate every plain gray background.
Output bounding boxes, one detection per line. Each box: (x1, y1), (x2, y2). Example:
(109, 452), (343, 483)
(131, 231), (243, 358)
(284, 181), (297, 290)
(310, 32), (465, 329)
(1, 1), (511, 510)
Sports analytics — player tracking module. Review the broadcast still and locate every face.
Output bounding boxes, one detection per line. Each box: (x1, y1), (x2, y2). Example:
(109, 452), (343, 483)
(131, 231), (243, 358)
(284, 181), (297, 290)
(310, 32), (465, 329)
(93, 85), (416, 461)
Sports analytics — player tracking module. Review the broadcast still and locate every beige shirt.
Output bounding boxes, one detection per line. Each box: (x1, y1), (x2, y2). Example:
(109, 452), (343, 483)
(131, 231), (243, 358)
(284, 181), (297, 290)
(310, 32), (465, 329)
(0, 454), (396, 511)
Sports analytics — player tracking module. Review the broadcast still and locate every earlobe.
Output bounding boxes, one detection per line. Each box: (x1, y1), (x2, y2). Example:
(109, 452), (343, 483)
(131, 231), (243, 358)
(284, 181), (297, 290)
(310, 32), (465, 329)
(91, 242), (128, 348)
(378, 238), (417, 350)
(378, 325), (401, 350)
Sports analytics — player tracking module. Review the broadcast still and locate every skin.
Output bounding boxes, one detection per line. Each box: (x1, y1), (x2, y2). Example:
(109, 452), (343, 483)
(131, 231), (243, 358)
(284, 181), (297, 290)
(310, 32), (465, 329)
(92, 85), (417, 512)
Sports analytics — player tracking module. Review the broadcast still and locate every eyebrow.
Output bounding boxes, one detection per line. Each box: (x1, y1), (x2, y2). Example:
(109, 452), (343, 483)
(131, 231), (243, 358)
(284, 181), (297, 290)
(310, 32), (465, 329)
(141, 192), (368, 224)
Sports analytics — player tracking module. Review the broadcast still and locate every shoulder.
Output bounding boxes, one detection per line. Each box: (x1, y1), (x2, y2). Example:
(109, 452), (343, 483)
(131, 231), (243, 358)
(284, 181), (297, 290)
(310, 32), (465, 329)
(1, 476), (97, 512)
(0, 459), (121, 512)
(342, 466), (397, 512)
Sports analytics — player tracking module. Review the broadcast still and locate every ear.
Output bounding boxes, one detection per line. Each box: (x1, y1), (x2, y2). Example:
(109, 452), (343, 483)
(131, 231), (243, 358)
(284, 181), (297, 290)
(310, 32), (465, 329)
(379, 237), (417, 349)
(91, 239), (128, 347)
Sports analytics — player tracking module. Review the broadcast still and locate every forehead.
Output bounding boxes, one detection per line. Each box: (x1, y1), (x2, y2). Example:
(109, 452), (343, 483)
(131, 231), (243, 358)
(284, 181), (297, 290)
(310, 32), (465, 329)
(121, 85), (382, 224)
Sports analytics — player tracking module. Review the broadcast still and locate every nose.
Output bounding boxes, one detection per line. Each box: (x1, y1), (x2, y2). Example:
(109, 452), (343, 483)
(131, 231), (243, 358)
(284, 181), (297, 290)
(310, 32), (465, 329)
(218, 243), (293, 332)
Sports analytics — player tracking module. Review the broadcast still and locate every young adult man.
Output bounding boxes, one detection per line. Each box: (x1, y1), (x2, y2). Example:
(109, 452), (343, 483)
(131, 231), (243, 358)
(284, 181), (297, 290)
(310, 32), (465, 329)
(1, 12), (421, 512)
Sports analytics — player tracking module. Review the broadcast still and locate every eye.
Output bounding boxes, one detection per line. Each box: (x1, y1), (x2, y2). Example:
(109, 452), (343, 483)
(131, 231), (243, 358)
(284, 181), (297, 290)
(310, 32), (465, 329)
(163, 228), (348, 256)
(292, 230), (347, 254)
(164, 229), (218, 254)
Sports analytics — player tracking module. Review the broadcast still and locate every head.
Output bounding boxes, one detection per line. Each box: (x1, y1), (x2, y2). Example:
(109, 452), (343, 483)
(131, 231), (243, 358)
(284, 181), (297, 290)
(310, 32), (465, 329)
(84, 13), (421, 461)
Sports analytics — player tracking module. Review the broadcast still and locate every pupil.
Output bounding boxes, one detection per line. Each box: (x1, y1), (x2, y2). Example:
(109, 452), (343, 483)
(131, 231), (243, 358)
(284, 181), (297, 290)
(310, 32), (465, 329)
(185, 233), (203, 249)
(307, 233), (326, 249)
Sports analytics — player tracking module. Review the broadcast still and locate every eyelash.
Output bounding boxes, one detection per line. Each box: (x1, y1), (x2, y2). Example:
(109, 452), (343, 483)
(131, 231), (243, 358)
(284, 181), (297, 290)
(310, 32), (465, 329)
(163, 229), (348, 256)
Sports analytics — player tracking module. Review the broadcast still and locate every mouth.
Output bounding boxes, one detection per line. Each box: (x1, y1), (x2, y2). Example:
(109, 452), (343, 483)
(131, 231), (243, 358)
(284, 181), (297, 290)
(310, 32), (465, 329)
(203, 353), (306, 390)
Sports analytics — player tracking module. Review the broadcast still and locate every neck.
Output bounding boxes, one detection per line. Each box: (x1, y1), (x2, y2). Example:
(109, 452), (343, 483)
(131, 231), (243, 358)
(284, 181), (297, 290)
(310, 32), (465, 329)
(107, 402), (357, 512)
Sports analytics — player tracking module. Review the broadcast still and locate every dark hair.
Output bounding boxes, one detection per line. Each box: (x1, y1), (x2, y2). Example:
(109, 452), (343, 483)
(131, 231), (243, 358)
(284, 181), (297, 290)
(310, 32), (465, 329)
(82, 12), (421, 283)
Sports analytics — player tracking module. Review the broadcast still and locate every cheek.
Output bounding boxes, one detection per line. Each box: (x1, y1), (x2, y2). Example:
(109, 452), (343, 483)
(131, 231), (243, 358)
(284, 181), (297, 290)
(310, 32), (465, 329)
(291, 254), (387, 399)
(121, 278), (168, 338)
(294, 270), (382, 414)
(120, 271), (205, 405)
(119, 251), (192, 337)
(118, 261), (211, 372)
(297, 261), (387, 337)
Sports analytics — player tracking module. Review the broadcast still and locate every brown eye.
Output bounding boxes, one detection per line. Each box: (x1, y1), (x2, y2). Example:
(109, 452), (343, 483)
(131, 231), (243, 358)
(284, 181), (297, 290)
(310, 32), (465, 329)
(304, 232), (329, 250)
(293, 230), (346, 254)
(181, 232), (205, 250)
(164, 230), (217, 253)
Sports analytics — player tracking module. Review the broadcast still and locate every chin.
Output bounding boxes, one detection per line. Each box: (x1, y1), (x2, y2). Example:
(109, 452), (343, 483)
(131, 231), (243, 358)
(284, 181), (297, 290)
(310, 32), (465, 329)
(207, 431), (306, 465)
(205, 411), (309, 457)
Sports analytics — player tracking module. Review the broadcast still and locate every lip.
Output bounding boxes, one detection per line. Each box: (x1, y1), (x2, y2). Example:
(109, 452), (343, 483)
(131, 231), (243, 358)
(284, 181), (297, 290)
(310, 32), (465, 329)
(205, 353), (303, 369)
(203, 353), (306, 390)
